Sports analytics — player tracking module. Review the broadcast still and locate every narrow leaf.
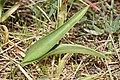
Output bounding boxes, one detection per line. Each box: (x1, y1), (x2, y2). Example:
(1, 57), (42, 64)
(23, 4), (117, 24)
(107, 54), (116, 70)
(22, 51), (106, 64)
(79, 74), (98, 80)
(46, 44), (109, 59)
(56, 53), (72, 78)
(0, 3), (21, 22)
(21, 6), (89, 65)
(0, 4), (2, 18)
(0, 0), (8, 18)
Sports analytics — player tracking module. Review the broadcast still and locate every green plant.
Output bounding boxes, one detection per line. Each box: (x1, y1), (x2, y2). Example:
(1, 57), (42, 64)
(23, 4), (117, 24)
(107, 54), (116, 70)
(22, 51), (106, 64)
(85, 0), (120, 35)
(21, 5), (109, 66)
(84, 0), (119, 79)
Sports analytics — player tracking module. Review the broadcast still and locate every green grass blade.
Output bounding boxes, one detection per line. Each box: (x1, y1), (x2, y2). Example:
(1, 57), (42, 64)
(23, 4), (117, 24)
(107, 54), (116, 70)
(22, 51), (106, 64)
(21, 6), (89, 66)
(78, 74), (98, 80)
(56, 53), (72, 78)
(0, 0), (8, 18)
(0, 4), (2, 18)
(105, 60), (114, 80)
(0, 3), (21, 22)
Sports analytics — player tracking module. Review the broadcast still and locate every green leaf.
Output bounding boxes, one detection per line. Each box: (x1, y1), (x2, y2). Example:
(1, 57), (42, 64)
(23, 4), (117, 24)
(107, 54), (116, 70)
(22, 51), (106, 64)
(44, 44), (109, 60)
(48, 1), (57, 18)
(84, 29), (104, 35)
(78, 74), (98, 80)
(21, 6), (89, 66)
(56, 53), (72, 78)
(0, 0), (8, 18)
(105, 14), (120, 33)
(68, 0), (74, 4)
(37, 78), (49, 80)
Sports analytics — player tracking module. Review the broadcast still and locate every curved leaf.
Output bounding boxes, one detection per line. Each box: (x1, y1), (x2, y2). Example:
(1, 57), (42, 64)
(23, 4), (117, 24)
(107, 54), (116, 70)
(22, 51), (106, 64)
(21, 6), (89, 66)
(79, 74), (98, 80)
(45, 44), (109, 59)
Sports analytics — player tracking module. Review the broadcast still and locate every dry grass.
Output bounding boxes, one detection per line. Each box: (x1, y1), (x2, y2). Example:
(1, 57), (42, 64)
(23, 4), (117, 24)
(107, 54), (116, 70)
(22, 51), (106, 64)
(0, 0), (120, 80)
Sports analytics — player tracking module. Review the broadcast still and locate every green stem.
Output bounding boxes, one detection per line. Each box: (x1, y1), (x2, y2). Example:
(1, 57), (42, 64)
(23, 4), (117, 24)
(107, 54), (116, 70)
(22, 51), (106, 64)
(0, 4), (2, 18)
(105, 59), (114, 80)
(0, 0), (8, 20)
(110, 0), (114, 27)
